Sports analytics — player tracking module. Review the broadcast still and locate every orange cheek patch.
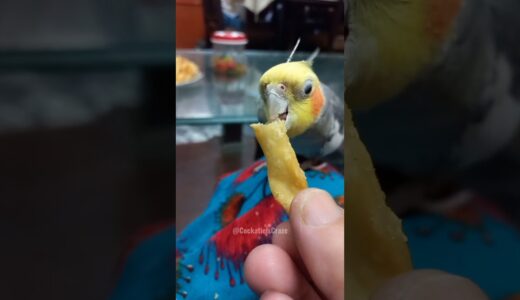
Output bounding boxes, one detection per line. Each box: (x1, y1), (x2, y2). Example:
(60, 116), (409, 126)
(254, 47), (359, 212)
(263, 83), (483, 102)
(311, 86), (325, 117)
(426, 0), (463, 42)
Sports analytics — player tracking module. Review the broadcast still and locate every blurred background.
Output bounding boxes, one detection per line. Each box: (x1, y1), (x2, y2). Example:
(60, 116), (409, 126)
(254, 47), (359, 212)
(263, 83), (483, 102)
(0, 0), (173, 299)
(175, 0), (344, 232)
(346, 1), (520, 299)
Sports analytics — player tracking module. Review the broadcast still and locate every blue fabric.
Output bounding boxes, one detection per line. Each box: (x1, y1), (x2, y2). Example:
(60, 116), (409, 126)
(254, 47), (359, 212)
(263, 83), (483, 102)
(176, 159), (344, 299)
(110, 159), (520, 300)
(223, 13), (244, 31)
(404, 214), (520, 300)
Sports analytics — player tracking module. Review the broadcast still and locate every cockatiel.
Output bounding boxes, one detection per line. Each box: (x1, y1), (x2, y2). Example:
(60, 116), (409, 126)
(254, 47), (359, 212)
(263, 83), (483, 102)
(345, 0), (520, 177)
(258, 47), (344, 161)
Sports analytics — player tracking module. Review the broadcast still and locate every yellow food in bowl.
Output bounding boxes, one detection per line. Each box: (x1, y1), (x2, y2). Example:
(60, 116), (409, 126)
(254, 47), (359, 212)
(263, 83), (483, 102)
(176, 56), (200, 84)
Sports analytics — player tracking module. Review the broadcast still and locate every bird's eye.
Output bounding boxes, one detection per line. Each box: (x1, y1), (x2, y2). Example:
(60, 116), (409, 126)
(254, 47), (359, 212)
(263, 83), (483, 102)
(303, 80), (313, 95)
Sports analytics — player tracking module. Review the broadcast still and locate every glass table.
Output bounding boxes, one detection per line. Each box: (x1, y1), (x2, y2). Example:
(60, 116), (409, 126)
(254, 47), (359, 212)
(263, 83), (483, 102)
(176, 49), (344, 126)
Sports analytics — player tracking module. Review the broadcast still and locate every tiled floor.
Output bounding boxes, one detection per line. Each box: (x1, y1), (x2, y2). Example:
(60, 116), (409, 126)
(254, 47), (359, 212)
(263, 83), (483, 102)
(175, 135), (257, 234)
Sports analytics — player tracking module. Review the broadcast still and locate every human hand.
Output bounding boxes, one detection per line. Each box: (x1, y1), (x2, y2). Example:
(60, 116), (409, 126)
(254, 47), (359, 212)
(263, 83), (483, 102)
(244, 188), (488, 300)
(244, 188), (344, 300)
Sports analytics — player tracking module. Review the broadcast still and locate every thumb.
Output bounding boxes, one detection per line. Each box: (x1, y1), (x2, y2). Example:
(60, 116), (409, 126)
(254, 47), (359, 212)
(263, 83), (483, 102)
(289, 188), (344, 300)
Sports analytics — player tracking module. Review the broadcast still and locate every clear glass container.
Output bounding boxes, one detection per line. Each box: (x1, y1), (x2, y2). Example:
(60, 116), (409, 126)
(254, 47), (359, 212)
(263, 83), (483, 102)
(210, 31), (248, 79)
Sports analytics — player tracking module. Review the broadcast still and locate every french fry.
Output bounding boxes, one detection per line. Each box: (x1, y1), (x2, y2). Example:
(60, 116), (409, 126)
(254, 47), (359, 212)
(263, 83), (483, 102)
(345, 106), (413, 299)
(250, 120), (307, 212)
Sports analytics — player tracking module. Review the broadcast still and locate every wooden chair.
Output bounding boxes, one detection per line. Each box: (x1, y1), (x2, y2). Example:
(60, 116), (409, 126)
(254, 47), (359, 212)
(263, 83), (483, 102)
(200, 0), (343, 51)
(201, 0), (283, 50)
(281, 0), (344, 52)
(201, 0), (225, 47)
(243, 0), (284, 50)
(176, 0), (207, 48)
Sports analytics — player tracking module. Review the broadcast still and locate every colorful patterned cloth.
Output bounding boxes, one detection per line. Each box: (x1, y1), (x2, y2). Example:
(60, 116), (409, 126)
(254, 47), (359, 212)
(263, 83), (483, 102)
(404, 199), (520, 300)
(109, 159), (520, 300)
(176, 159), (344, 299)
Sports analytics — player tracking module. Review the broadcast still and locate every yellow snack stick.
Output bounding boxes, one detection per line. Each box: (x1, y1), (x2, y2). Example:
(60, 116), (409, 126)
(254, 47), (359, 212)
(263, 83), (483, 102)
(345, 106), (413, 299)
(250, 120), (308, 212)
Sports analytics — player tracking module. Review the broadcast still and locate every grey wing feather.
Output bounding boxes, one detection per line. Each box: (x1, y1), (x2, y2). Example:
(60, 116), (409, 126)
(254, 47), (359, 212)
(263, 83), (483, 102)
(321, 82), (345, 154)
(322, 83), (345, 140)
(320, 83), (345, 168)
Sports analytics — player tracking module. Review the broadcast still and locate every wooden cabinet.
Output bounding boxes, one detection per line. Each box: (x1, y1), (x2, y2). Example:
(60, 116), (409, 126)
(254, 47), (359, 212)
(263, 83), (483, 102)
(176, 0), (206, 48)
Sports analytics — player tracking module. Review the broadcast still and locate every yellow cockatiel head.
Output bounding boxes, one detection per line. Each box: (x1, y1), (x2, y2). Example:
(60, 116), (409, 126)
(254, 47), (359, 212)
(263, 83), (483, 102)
(259, 61), (326, 138)
(346, 0), (463, 109)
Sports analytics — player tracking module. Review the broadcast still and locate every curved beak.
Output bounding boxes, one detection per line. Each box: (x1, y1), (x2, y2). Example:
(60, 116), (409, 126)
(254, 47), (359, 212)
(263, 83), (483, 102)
(265, 84), (289, 123)
(266, 92), (288, 121)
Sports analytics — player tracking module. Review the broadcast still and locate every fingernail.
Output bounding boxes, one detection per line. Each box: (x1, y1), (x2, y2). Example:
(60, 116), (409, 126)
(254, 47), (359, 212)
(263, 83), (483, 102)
(299, 189), (343, 226)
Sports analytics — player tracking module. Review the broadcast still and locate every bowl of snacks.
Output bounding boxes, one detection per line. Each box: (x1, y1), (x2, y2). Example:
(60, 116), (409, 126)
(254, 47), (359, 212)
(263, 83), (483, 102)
(210, 31), (248, 79)
(176, 55), (203, 87)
